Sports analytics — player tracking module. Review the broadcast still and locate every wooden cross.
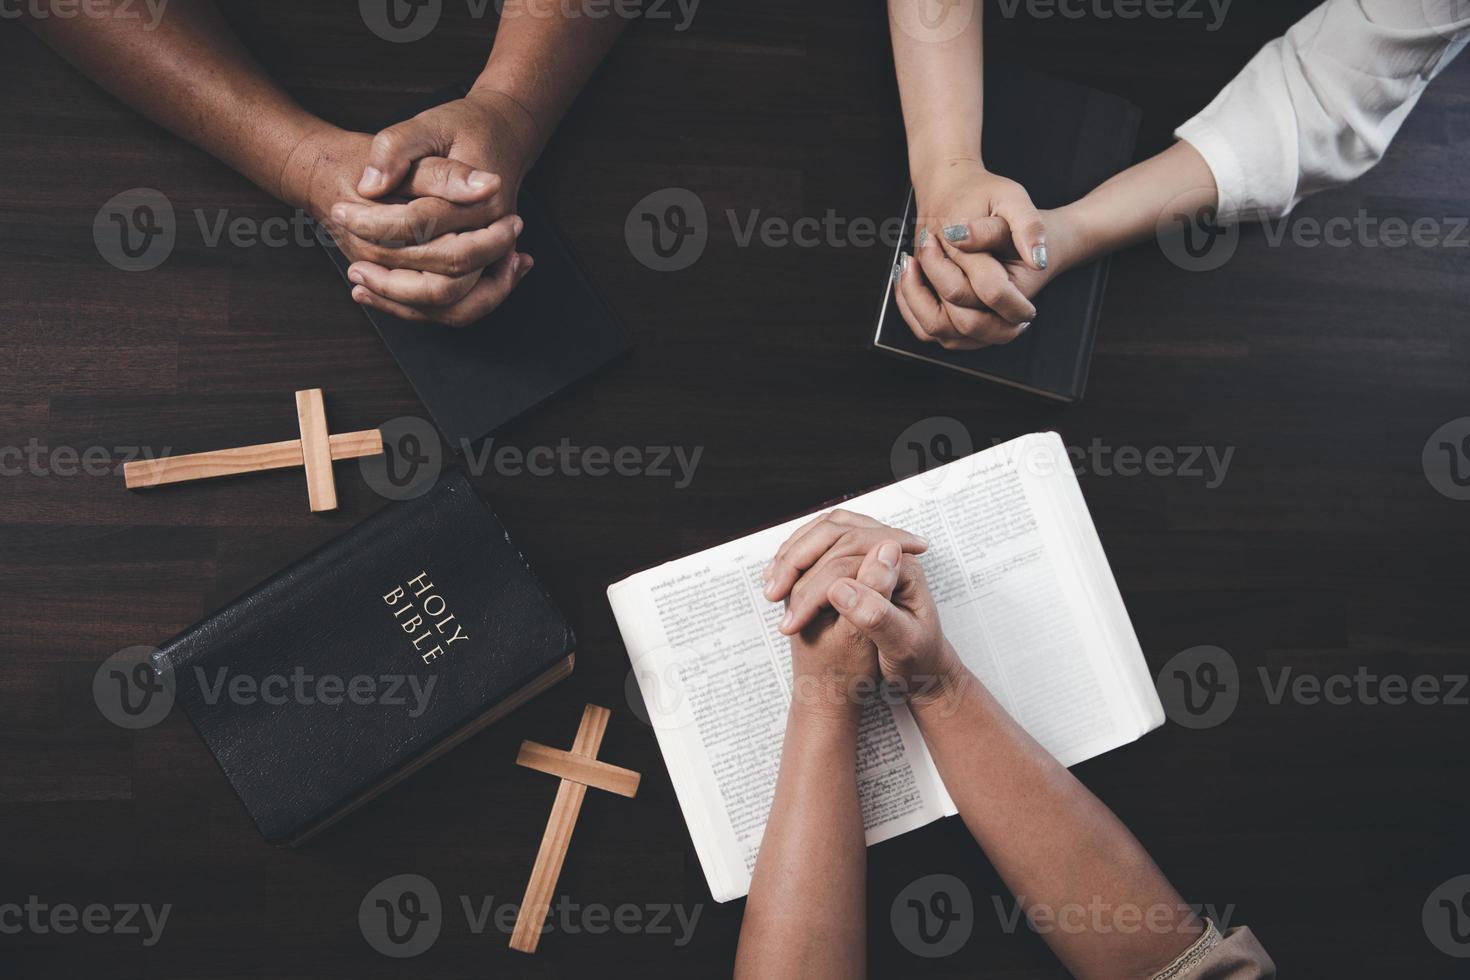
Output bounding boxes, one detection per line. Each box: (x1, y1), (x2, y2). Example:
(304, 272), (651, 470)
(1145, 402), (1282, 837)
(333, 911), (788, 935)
(122, 388), (384, 513)
(510, 703), (641, 954)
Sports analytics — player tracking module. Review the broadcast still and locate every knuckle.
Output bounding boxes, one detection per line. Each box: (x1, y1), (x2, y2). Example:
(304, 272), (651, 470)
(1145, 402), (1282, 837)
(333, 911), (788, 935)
(441, 249), (471, 277)
(372, 129), (403, 157)
(405, 204), (440, 243)
(378, 220), (410, 247)
(354, 243), (386, 267)
(426, 278), (459, 306)
(937, 281), (967, 304)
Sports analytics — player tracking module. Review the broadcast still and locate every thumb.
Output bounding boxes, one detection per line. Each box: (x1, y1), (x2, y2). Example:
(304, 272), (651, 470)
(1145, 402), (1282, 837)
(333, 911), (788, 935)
(938, 215), (1011, 254)
(359, 117), (445, 198)
(995, 197), (1049, 271)
(828, 578), (917, 651)
(401, 156), (501, 205)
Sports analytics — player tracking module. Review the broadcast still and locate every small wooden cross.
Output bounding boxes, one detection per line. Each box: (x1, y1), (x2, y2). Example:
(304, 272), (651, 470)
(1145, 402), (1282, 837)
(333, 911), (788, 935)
(510, 703), (641, 954)
(122, 388), (384, 513)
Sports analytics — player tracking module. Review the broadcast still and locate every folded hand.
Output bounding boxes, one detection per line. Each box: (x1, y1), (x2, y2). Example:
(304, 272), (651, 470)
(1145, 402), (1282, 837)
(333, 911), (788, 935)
(896, 160), (1063, 350)
(319, 92), (539, 326)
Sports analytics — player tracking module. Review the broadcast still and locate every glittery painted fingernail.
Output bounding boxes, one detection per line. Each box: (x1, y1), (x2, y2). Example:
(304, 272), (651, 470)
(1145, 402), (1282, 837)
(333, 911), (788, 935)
(891, 257), (903, 283)
(901, 252), (911, 275)
(943, 224), (970, 243)
(1032, 243), (1049, 270)
(1017, 321), (1032, 334)
(917, 227), (931, 248)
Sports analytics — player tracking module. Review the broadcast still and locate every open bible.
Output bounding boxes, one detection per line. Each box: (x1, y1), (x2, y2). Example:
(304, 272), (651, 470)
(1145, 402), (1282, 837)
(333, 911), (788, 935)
(607, 432), (1164, 902)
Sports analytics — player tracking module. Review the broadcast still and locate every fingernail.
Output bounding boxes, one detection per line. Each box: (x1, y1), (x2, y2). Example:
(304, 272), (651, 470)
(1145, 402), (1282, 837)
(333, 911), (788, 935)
(512, 215), (525, 236)
(761, 563), (774, 583)
(917, 227), (930, 248)
(943, 224), (970, 243)
(833, 584), (859, 609)
(891, 257), (903, 284)
(778, 611), (794, 632)
(1032, 243), (1049, 270)
(331, 205), (348, 225)
(467, 169), (494, 190)
(362, 167), (384, 190)
(900, 252), (911, 275)
(877, 542), (900, 568)
(348, 267), (364, 285)
(1018, 321), (1032, 334)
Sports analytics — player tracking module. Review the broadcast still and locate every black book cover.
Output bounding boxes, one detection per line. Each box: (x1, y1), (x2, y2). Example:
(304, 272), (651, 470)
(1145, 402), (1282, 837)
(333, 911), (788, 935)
(152, 469), (575, 845)
(324, 89), (631, 448)
(874, 69), (1141, 401)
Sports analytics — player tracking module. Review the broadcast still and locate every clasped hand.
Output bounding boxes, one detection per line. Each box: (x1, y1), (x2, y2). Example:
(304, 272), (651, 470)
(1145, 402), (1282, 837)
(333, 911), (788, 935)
(286, 90), (537, 327)
(895, 159), (1067, 350)
(762, 510), (965, 715)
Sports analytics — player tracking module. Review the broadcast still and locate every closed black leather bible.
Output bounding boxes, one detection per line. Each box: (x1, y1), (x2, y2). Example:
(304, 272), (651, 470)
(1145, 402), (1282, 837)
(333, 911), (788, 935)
(874, 69), (1141, 401)
(151, 469), (575, 846)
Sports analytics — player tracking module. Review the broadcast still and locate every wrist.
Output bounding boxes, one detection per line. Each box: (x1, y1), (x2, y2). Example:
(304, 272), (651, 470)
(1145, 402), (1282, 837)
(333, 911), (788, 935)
(790, 666), (875, 727)
(910, 151), (983, 203)
(790, 690), (863, 737)
(277, 123), (347, 215)
(1047, 199), (1106, 273)
(903, 645), (973, 714)
(466, 81), (543, 175)
(1036, 202), (1099, 277)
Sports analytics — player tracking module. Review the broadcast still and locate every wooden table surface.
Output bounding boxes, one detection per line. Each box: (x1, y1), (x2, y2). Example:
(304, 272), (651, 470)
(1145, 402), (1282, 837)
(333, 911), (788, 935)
(3, 1), (1469, 976)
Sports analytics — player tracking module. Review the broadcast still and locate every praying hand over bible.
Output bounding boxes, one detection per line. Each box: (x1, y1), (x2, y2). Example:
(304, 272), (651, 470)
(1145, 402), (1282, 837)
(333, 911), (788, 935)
(731, 505), (1275, 980)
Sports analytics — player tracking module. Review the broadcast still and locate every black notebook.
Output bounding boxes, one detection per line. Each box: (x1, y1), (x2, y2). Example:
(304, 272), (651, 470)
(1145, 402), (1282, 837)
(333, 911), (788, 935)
(324, 92), (630, 447)
(873, 70), (1140, 401)
(152, 469), (575, 846)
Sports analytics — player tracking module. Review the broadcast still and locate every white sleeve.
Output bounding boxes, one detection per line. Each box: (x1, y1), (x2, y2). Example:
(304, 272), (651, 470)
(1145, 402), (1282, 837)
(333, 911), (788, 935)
(1174, 0), (1470, 224)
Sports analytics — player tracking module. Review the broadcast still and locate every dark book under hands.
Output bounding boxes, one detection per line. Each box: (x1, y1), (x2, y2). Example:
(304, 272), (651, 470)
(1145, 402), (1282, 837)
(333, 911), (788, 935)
(326, 186), (630, 449)
(874, 70), (1142, 401)
(152, 469), (575, 846)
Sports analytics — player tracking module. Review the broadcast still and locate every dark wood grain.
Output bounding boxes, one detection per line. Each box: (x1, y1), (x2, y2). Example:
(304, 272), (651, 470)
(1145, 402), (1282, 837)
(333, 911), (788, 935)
(2, 1), (1469, 976)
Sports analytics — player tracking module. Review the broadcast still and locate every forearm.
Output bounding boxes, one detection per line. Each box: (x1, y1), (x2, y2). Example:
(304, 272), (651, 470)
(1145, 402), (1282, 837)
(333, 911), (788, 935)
(471, 5), (628, 166)
(913, 659), (1200, 980)
(1055, 140), (1218, 268)
(887, 0), (983, 190)
(735, 700), (866, 980)
(24, 0), (327, 207)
